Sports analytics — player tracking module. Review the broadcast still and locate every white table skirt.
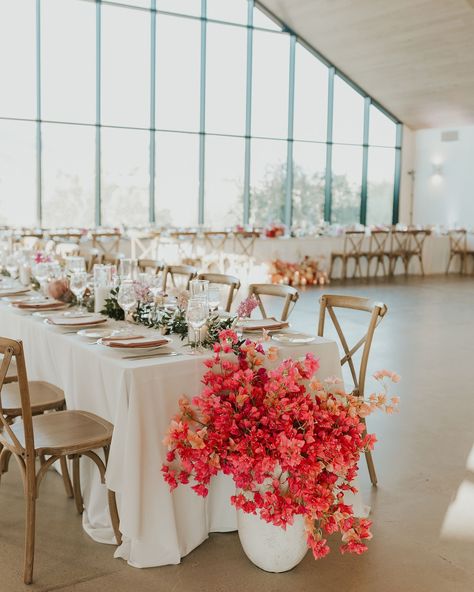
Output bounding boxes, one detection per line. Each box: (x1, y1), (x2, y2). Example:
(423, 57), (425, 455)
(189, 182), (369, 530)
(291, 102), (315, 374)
(1, 305), (359, 568)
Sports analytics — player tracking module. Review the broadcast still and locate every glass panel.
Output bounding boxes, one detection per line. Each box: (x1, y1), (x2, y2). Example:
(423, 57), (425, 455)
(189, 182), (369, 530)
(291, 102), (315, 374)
(207, 0), (247, 24)
(0, 0), (36, 118)
(249, 139), (287, 226)
(293, 44), (328, 141)
(156, 0), (201, 16)
(156, 14), (200, 132)
(369, 105), (397, 147)
(366, 147), (395, 225)
(331, 144), (363, 224)
(332, 76), (364, 145)
(292, 142), (326, 232)
(101, 128), (149, 227)
(41, 0), (95, 124)
(253, 6), (280, 30)
(204, 136), (245, 228)
(101, 5), (150, 128)
(42, 124), (95, 228)
(251, 30), (290, 139)
(155, 132), (199, 227)
(113, 0), (150, 7)
(0, 121), (36, 226)
(206, 23), (246, 135)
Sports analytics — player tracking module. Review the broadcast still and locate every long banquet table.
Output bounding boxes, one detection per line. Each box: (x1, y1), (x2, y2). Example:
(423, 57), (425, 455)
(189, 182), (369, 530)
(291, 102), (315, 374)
(0, 303), (358, 568)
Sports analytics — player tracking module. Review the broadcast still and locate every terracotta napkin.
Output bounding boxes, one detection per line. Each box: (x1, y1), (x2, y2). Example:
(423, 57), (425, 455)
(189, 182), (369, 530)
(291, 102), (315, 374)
(101, 337), (170, 349)
(239, 317), (289, 332)
(49, 315), (106, 326)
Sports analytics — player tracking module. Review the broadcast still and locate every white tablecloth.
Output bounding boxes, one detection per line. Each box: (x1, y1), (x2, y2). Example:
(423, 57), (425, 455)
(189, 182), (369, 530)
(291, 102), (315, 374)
(0, 304), (353, 567)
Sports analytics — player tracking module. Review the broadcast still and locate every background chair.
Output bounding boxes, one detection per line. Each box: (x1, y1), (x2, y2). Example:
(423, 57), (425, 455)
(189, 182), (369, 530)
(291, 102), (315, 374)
(197, 272), (241, 312)
(446, 229), (474, 274)
(162, 265), (197, 291)
(388, 229), (408, 276)
(366, 230), (390, 278)
(248, 284), (299, 322)
(0, 338), (121, 584)
(404, 229), (430, 275)
(317, 294), (388, 486)
(329, 230), (367, 280)
(138, 259), (164, 275)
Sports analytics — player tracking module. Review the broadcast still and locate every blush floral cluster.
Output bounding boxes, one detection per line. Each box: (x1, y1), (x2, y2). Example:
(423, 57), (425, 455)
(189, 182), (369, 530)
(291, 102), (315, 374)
(162, 330), (399, 559)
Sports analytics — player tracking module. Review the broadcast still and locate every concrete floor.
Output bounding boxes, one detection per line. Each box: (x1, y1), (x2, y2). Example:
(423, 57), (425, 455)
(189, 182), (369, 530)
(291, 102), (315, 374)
(1, 275), (474, 591)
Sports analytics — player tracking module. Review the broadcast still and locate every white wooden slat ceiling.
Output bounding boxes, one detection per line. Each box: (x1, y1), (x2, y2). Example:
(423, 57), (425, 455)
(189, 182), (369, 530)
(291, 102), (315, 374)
(260, 0), (474, 130)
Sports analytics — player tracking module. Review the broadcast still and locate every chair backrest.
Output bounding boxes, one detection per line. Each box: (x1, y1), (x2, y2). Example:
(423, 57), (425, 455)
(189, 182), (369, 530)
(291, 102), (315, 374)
(138, 259), (163, 275)
(101, 252), (123, 268)
(317, 294), (388, 397)
(198, 272), (241, 312)
(343, 231), (366, 256)
(0, 338), (34, 458)
(406, 229), (430, 254)
(368, 230), (390, 256)
(91, 231), (122, 254)
(162, 265), (197, 291)
(248, 283), (299, 322)
(448, 229), (467, 253)
(390, 229), (409, 254)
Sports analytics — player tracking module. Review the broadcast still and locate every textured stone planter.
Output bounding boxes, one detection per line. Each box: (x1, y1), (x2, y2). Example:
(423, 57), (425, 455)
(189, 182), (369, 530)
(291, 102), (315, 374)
(237, 510), (308, 573)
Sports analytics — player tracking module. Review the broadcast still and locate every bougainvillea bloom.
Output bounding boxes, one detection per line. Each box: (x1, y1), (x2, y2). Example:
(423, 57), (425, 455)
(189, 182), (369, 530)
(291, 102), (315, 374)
(162, 330), (399, 559)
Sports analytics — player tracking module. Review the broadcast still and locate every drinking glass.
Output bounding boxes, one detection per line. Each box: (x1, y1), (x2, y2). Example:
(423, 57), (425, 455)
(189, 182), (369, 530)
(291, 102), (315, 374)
(208, 285), (221, 312)
(186, 297), (208, 353)
(34, 262), (50, 295)
(70, 271), (88, 311)
(117, 280), (137, 325)
(64, 256), (86, 273)
(189, 279), (209, 303)
(119, 258), (138, 280)
(5, 255), (19, 279)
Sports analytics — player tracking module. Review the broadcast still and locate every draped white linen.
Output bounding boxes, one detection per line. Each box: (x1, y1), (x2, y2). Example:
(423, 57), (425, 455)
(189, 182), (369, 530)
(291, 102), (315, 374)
(0, 305), (353, 567)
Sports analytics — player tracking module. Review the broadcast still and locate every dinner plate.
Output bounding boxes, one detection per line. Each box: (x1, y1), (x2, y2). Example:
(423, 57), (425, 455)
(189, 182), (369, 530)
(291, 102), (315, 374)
(77, 328), (117, 339)
(45, 314), (107, 328)
(271, 332), (317, 345)
(237, 318), (290, 333)
(10, 302), (69, 313)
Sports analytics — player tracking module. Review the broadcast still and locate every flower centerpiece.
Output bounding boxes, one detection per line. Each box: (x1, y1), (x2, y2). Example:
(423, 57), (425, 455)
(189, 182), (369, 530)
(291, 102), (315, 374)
(270, 256), (329, 286)
(162, 330), (399, 568)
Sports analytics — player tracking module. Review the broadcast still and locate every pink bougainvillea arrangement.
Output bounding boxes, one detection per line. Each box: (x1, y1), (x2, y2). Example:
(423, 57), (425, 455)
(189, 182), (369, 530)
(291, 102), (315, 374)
(162, 330), (399, 559)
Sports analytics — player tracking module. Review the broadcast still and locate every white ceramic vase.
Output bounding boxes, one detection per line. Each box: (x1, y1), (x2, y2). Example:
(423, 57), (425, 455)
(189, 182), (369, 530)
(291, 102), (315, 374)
(237, 510), (308, 573)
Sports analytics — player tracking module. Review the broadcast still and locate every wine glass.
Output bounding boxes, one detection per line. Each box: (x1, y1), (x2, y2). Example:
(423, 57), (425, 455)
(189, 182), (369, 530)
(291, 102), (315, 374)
(117, 280), (137, 326)
(34, 262), (50, 296)
(208, 285), (221, 312)
(119, 258), (138, 280)
(186, 297), (208, 353)
(189, 279), (209, 303)
(70, 271), (88, 311)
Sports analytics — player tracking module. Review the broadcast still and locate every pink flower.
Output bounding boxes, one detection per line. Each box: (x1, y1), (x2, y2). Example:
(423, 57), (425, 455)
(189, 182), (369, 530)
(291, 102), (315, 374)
(236, 295), (258, 318)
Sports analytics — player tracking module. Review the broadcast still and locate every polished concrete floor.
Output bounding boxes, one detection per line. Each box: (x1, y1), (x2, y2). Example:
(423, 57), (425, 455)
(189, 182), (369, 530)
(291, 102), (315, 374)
(1, 275), (474, 591)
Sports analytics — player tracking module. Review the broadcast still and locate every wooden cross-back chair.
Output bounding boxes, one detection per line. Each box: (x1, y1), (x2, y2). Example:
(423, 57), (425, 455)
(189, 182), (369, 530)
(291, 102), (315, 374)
(248, 284), (299, 322)
(388, 229), (409, 275)
(233, 231), (260, 258)
(446, 229), (474, 274)
(204, 231), (229, 254)
(162, 265), (197, 292)
(366, 230), (390, 278)
(317, 294), (388, 486)
(197, 272), (241, 312)
(91, 230), (122, 256)
(329, 230), (367, 279)
(0, 338), (121, 584)
(138, 259), (164, 275)
(404, 229), (430, 275)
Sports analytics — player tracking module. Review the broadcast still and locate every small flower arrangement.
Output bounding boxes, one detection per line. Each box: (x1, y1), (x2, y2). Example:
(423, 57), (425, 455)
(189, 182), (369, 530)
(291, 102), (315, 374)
(162, 330), (399, 559)
(47, 278), (74, 303)
(33, 251), (53, 264)
(265, 222), (286, 238)
(270, 256), (329, 287)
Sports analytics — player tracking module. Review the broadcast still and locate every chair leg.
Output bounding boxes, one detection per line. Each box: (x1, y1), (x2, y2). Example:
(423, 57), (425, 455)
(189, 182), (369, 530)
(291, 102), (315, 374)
(107, 489), (122, 545)
(24, 493), (36, 585)
(419, 254), (425, 276)
(72, 456), (84, 514)
(365, 449), (378, 487)
(0, 447), (12, 476)
(60, 456), (74, 499)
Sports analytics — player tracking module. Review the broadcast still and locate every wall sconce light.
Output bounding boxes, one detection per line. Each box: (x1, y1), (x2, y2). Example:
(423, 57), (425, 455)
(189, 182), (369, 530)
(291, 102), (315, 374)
(432, 163), (443, 176)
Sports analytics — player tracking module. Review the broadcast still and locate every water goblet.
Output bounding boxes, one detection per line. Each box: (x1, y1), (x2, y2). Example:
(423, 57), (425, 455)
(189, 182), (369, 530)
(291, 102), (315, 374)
(207, 285), (222, 312)
(70, 271), (88, 311)
(186, 297), (209, 353)
(117, 280), (138, 326)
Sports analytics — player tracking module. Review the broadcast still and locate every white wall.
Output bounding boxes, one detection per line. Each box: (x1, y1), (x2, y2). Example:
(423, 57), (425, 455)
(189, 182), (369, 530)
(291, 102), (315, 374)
(398, 126), (415, 225)
(411, 125), (474, 227)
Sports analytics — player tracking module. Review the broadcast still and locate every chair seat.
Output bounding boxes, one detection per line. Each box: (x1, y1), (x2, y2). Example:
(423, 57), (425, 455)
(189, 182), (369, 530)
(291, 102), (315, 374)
(2, 381), (65, 417)
(2, 410), (113, 456)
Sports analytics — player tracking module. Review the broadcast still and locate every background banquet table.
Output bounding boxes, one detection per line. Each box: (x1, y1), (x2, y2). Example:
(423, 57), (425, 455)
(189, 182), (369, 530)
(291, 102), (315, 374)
(0, 303), (348, 568)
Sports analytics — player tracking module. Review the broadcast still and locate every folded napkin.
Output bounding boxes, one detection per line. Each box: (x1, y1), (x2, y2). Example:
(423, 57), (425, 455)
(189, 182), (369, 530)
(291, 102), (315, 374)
(101, 337), (170, 349)
(14, 300), (65, 310)
(101, 334), (145, 343)
(239, 317), (289, 332)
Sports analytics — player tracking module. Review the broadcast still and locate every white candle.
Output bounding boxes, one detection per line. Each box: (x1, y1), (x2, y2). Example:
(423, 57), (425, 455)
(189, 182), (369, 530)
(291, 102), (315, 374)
(94, 286), (110, 313)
